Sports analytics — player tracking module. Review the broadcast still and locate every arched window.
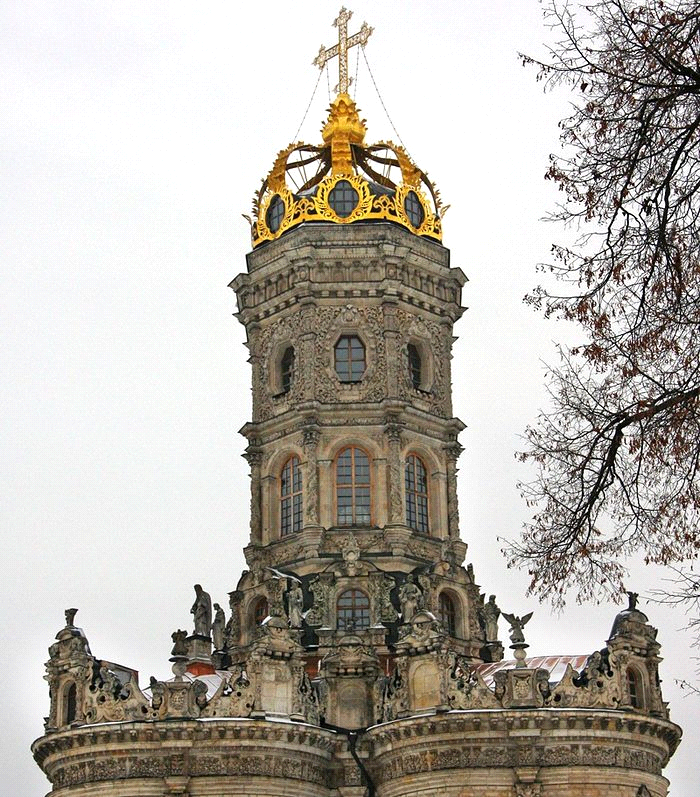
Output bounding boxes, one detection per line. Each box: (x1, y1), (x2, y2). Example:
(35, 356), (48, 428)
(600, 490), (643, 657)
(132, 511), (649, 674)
(334, 335), (366, 382)
(336, 447), (371, 526)
(405, 454), (429, 533)
(438, 592), (457, 637)
(280, 346), (295, 393)
(627, 667), (643, 708)
(280, 455), (303, 535)
(407, 343), (422, 389)
(253, 597), (269, 626)
(337, 589), (370, 631)
(64, 682), (77, 725)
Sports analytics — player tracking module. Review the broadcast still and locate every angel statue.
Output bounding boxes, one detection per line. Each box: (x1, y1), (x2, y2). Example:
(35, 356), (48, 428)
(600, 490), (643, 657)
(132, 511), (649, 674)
(501, 612), (533, 645)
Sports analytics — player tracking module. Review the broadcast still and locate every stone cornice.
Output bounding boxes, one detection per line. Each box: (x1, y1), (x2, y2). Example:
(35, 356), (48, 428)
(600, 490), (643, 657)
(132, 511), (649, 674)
(365, 709), (682, 783)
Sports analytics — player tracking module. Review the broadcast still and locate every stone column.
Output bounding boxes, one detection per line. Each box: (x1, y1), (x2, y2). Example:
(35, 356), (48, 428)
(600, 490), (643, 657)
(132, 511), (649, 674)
(444, 441), (463, 539)
(384, 416), (404, 526)
(382, 302), (400, 399)
(303, 424), (321, 530)
(244, 446), (263, 546)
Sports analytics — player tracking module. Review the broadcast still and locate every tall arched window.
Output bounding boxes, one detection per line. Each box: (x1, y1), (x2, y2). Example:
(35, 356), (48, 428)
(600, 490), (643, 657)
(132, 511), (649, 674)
(407, 343), (422, 389)
(64, 682), (77, 725)
(337, 589), (370, 630)
(280, 346), (295, 393)
(405, 454), (429, 533)
(334, 335), (366, 382)
(336, 447), (371, 526)
(280, 455), (303, 535)
(253, 597), (269, 626)
(627, 667), (642, 708)
(438, 592), (457, 637)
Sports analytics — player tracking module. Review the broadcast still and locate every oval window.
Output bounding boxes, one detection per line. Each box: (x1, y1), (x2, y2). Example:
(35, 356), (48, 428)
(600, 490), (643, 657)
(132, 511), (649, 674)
(404, 191), (425, 228)
(328, 180), (359, 218)
(266, 195), (285, 233)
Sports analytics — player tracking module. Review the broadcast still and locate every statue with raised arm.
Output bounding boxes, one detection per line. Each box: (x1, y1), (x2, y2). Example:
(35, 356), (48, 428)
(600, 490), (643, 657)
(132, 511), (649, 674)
(501, 611), (533, 645)
(191, 584), (212, 637)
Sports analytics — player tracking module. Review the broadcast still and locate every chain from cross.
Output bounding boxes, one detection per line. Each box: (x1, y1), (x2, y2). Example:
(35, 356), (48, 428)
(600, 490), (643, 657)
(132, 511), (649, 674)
(313, 7), (373, 95)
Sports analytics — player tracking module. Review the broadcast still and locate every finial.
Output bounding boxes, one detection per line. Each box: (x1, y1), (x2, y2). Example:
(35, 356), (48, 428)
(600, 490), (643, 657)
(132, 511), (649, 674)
(626, 590), (639, 611)
(502, 611), (533, 667)
(313, 7), (373, 95)
(65, 608), (78, 627)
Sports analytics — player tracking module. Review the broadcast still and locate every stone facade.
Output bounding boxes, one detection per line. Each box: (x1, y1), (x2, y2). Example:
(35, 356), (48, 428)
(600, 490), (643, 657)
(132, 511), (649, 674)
(33, 34), (681, 795)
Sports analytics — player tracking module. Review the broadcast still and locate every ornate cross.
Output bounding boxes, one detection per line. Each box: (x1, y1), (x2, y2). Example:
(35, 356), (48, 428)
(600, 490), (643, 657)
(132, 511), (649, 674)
(313, 7), (373, 95)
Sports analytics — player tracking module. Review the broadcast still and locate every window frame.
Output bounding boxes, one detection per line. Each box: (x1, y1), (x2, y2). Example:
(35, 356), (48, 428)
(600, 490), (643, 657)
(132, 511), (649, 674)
(280, 346), (295, 394)
(280, 455), (303, 536)
(253, 596), (269, 626)
(336, 588), (371, 631)
(405, 453), (429, 533)
(334, 334), (366, 383)
(335, 446), (372, 527)
(438, 592), (457, 637)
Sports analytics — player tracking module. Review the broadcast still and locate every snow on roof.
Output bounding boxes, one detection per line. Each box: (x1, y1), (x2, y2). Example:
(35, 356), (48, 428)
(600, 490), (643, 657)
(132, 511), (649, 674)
(476, 655), (591, 685)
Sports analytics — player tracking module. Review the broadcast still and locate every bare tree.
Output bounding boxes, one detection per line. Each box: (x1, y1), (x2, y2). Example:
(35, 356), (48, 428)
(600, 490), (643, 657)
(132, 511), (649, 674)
(506, 0), (700, 605)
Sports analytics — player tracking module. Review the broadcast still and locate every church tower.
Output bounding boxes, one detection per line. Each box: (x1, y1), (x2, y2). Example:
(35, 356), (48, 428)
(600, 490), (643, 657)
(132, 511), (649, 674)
(33, 10), (681, 797)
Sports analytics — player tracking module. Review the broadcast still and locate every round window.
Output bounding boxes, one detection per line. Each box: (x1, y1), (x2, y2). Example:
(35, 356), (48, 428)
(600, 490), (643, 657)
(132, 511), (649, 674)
(266, 195), (285, 233)
(404, 191), (425, 228)
(328, 180), (359, 218)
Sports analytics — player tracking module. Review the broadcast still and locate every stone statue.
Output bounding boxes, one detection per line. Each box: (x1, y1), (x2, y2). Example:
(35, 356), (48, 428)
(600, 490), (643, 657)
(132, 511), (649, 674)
(287, 582), (304, 628)
(502, 612), (533, 645)
(170, 629), (188, 658)
(399, 575), (423, 623)
(212, 603), (226, 651)
(626, 591), (639, 611)
(225, 591), (242, 648)
(190, 584), (212, 637)
(480, 594), (501, 642)
(65, 608), (78, 627)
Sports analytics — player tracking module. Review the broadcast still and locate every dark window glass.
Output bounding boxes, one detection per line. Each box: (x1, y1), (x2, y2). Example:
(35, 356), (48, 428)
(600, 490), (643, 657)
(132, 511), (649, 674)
(408, 343), (422, 389)
(328, 180), (359, 218)
(404, 191), (425, 228)
(65, 682), (77, 724)
(438, 593), (457, 637)
(337, 589), (370, 630)
(627, 668), (641, 708)
(335, 335), (365, 382)
(405, 454), (429, 533)
(336, 447), (371, 526)
(266, 195), (285, 233)
(254, 597), (269, 625)
(281, 455), (303, 535)
(281, 346), (295, 393)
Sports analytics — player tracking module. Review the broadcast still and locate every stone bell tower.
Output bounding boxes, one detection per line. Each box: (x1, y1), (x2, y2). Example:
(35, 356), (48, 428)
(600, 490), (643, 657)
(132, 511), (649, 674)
(33, 10), (681, 797)
(222, 10), (509, 716)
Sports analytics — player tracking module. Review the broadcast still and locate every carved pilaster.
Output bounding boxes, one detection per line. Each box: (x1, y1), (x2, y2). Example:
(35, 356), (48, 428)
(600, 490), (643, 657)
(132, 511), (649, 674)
(244, 445), (263, 545)
(302, 424), (320, 528)
(383, 303), (401, 399)
(384, 416), (404, 525)
(444, 441), (463, 538)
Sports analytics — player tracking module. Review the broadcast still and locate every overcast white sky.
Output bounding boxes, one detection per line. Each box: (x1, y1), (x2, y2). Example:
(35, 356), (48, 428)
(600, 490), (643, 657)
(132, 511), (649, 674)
(2, 2), (696, 795)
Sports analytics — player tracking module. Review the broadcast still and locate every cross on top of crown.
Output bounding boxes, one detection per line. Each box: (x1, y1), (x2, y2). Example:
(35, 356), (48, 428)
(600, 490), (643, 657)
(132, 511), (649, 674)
(313, 7), (373, 95)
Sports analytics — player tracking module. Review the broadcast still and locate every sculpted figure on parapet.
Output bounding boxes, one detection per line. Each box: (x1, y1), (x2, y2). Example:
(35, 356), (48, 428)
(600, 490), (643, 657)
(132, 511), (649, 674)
(212, 603), (226, 651)
(479, 594), (501, 642)
(399, 575), (423, 622)
(191, 584), (213, 637)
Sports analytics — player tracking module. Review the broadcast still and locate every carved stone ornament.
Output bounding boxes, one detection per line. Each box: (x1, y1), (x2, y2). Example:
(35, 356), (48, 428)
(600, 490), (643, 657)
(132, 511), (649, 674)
(447, 655), (500, 710)
(306, 574), (334, 627)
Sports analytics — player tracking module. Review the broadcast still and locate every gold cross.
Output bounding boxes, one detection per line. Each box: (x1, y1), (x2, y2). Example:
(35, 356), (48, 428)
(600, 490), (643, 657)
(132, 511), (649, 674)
(313, 7), (373, 95)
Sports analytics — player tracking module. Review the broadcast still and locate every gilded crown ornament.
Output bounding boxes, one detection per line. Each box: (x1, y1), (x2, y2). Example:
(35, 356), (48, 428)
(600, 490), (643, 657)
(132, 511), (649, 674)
(249, 8), (444, 248)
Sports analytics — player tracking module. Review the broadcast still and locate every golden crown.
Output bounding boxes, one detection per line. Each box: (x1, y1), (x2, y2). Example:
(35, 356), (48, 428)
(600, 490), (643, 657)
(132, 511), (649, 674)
(250, 93), (443, 248)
